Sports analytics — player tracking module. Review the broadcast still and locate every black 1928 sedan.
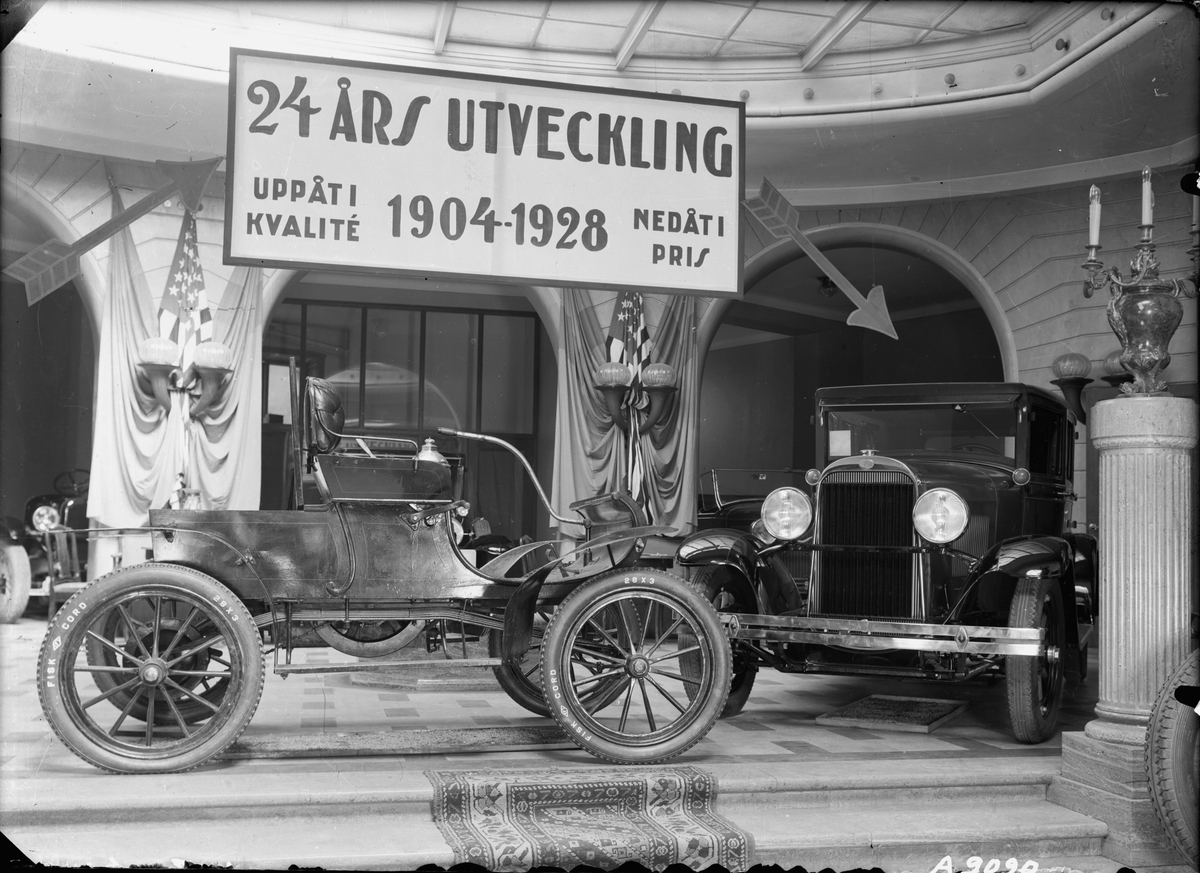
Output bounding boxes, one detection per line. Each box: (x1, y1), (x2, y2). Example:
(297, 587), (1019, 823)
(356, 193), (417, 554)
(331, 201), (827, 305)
(666, 382), (1098, 746)
(531, 382), (1098, 765)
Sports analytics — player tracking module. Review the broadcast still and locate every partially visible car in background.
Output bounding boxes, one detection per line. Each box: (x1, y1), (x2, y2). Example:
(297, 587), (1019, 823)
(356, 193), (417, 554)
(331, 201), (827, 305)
(0, 469), (90, 622)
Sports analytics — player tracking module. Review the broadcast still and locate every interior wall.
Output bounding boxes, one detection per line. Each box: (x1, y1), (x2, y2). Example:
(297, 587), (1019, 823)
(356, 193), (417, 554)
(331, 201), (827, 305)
(698, 337), (795, 473)
(862, 308), (1003, 384)
(0, 276), (95, 520)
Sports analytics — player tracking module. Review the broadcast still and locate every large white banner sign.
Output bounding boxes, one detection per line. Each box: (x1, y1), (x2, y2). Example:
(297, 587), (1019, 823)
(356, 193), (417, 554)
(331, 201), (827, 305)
(225, 50), (744, 297)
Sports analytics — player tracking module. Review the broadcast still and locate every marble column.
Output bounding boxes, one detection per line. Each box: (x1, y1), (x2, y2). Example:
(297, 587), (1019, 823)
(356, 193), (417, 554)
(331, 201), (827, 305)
(1049, 395), (1197, 866)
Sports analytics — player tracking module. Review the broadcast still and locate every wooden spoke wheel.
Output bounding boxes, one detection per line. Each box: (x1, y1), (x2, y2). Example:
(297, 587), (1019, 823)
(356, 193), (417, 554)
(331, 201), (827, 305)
(540, 568), (730, 764)
(39, 563), (264, 774)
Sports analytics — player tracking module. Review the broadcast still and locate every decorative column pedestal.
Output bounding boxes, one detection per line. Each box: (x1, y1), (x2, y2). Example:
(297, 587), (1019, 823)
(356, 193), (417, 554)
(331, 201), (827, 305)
(1048, 395), (1197, 866)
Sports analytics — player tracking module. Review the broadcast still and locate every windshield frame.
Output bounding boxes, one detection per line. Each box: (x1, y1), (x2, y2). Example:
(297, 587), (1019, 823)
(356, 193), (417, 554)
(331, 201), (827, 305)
(817, 398), (1023, 467)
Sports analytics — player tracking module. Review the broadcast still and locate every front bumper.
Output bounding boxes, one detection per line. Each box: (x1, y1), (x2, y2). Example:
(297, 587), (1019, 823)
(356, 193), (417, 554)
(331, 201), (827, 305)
(721, 613), (1044, 657)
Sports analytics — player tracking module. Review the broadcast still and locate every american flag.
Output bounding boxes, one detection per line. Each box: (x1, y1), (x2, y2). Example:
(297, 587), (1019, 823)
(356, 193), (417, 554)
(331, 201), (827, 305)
(159, 209), (211, 369)
(605, 290), (651, 400)
(605, 290), (651, 503)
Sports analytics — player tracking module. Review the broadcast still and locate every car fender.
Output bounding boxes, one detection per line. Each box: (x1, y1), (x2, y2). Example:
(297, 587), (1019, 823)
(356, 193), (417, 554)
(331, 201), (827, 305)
(1066, 532), (1098, 617)
(965, 535), (1082, 655)
(499, 524), (673, 662)
(675, 528), (760, 578)
(2, 517), (25, 544)
(675, 528), (794, 614)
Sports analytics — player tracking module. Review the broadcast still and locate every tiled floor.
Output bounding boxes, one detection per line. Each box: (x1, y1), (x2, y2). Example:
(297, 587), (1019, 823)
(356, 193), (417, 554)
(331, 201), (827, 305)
(1, 611), (1098, 778)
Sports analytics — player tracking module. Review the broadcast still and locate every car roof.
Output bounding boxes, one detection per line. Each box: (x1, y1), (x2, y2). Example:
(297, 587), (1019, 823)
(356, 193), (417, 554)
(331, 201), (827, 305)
(815, 382), (1068, 411)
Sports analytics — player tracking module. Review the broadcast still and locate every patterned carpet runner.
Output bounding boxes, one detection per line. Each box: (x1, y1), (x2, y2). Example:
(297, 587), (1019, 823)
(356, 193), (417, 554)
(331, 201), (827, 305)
(426, 765), (753, 871)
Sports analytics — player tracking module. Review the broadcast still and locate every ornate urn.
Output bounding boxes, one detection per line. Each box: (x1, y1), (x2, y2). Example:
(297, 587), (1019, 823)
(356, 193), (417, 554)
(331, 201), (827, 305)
(1082, 171), (1196, 396)
(1107, 288), (1184, 395)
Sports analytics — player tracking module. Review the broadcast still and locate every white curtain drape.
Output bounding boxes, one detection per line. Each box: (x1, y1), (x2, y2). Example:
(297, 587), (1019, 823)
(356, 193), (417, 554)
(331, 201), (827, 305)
(88, 187), (262, 528)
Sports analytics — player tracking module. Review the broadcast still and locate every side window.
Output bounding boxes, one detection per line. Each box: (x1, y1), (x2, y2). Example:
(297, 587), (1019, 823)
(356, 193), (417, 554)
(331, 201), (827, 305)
(1028, 406), (1065, 478)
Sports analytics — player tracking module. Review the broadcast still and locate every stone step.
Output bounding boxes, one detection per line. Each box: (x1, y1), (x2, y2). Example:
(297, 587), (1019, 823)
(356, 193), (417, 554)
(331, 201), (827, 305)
(7, 797), (1108, 871)
(2, 755), (1066, 828)
(733, 798), (1107, 871)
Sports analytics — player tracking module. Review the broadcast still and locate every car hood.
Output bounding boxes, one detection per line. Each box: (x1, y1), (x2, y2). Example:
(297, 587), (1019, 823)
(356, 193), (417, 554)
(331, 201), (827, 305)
(897, 456), (1017, 500)
(820, 454), (1016, 510)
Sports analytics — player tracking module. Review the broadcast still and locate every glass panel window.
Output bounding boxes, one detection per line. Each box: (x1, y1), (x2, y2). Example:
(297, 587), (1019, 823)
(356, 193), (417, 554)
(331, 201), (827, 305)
(364, 309), (421, 430)
(481, 315), (535, 434)
(306, 305), (363, 424)
(424, 312), (478, 431)
(263, 301), (302, 421)
(1028, 407), (1064, 478)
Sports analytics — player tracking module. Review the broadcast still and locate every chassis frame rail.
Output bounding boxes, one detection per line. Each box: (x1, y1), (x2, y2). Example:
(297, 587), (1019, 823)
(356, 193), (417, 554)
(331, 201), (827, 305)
(721, 612), (1044, 656)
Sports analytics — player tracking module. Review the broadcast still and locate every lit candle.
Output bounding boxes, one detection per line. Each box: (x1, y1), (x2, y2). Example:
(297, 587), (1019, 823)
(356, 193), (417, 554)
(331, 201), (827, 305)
(1141, 167), (1153, 226)
(1088, 185), (1101, 247)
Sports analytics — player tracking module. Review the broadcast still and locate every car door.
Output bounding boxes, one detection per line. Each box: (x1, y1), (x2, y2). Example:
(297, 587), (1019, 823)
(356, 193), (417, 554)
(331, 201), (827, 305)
(1024, 402), (1071, 537)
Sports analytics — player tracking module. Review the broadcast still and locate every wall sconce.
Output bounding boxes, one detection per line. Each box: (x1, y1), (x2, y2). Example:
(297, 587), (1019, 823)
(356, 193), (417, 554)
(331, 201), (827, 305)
(1050, 352), (1092, 424)
(137, 337), (234, 419)
(595, 361), (677, 433)
(1081, 170), (1196, 395)
(1099, 349), (1134, 388)
(817, 276), (837, 297)
(186, 341), (234, 420)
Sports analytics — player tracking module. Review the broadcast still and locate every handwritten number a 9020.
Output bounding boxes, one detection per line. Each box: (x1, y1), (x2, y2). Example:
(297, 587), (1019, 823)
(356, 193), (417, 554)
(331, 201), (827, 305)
(247, 77), (321, 137)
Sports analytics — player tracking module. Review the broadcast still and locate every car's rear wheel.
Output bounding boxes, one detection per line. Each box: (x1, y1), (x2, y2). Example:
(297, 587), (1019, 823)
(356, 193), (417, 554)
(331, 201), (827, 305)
(1006, 576), (1065, 743)
(0, 544), (32, 624)
(681, 565), (757, 717)
(490, 610), (552, 715)
(38, 563), (264, 773)
(491, 606), (640, 717)
(541, 568), (730, 764)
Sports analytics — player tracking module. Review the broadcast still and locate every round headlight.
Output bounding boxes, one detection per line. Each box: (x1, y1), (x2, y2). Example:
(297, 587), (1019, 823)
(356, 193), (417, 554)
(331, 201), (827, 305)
(913, 489), (970, 544)
(32, 504), (60, 532)
(760, 487), (812, 541)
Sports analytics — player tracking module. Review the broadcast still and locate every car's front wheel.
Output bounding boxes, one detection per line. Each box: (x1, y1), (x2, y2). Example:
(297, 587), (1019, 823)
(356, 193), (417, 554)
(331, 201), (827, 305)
(540, 568), (730, 764)
(0, 544), (32, 624)
(1006, 576), (1065, 743)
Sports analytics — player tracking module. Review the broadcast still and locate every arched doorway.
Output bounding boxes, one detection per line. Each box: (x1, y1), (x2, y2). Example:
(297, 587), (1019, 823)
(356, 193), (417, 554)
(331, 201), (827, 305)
(259, 272), (555, 542)
(697, 227), (1007, 475)
(0, 192), (99, 525)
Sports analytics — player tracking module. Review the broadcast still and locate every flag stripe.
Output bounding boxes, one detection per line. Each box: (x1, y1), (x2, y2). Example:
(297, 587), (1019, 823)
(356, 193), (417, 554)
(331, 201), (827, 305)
(159, 210), (210, 369)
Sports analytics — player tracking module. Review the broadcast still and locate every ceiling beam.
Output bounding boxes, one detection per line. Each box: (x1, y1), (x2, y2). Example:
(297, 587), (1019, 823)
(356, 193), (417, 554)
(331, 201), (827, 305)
(799, 0), (878, 72)
(433, 0), (456, 55)
(615, 0), (666, 71)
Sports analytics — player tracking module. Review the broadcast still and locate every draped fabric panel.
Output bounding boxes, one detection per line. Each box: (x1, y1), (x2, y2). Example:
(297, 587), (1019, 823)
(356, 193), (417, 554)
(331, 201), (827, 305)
(551, 289), (699, 537)
(190, 266), (262, 511)
(87, 189), (182, 527)
(88, 188), (262, 528)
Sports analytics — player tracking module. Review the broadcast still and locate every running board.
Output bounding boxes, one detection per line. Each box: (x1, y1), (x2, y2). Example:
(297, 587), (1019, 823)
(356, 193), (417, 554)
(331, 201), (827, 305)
(275, 657), (502, 675)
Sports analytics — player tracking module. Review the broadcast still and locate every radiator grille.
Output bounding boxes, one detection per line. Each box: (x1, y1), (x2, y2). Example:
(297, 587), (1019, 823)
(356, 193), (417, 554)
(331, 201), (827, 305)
(814, 469), (917, 619)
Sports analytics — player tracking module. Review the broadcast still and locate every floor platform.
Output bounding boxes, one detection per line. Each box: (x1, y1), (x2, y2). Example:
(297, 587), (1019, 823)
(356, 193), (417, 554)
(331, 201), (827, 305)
(0, 614), (1187, 871)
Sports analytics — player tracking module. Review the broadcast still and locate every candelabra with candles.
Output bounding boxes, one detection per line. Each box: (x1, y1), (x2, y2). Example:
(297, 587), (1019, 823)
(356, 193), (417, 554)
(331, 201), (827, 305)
(1081, 168), (1197, 396)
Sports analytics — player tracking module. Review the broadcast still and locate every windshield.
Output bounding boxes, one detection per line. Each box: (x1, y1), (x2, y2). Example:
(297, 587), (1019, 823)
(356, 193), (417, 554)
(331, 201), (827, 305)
(823, 401), (1018, 465)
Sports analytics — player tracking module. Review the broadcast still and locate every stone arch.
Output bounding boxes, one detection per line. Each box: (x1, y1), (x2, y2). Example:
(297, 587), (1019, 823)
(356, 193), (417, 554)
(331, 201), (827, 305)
(698, 222), (1018, 381)
(1, 175), (105, 341)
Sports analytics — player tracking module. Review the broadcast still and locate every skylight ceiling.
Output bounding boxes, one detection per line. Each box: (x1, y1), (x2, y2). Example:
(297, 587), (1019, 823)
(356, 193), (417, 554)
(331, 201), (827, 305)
(276, 1), (1050, 65)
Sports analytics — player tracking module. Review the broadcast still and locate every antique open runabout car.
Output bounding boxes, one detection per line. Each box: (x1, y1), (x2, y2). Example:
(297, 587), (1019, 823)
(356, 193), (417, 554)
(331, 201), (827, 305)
(514, 382), (1097, 764)
(37, 361), (715, 773)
